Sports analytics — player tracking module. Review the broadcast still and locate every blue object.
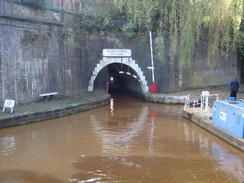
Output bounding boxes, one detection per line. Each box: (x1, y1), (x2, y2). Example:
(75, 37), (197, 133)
(228, 97), (236, 101)
(212, 101), (244, 138)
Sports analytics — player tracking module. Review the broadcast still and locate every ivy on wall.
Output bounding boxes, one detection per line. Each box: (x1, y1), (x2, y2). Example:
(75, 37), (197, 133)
(14, 0), (46, 8)
(21, 29), (52, 45)
(80, 15), (114, 33)
(79, 0), (139, 37)
(121, 22), (137, 38)
(21, 30), (39, 43)
(79, 12), (138, 38)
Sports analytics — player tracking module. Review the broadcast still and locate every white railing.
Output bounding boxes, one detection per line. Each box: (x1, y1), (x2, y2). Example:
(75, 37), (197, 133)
(184, 91), (219, 119)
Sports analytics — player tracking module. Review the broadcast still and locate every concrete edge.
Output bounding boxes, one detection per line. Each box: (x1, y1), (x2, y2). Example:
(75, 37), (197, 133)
(183, 109), (244, 152)
(145, 93), (187, 104)
(0, 96), (111, 129)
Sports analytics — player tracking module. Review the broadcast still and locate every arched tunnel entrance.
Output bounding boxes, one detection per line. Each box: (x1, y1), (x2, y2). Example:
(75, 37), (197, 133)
(88, 56), (149, 95)
(94, 63), (142, 95)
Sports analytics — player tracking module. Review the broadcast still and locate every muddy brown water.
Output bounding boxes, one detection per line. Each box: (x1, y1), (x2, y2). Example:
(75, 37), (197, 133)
(0, 94), (243, 183)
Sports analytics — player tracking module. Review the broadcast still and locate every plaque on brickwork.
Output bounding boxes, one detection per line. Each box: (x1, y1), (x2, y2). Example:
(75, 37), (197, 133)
(103, 49), (132, 57)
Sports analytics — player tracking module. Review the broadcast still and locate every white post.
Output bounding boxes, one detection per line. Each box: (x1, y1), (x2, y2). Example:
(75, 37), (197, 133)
(201, 91), (209, 112)
(149, 31), (155, 83)
(205, 96), (209, 112)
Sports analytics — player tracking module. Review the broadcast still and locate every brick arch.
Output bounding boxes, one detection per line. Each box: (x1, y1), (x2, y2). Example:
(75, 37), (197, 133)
(88, 57), (149, 93)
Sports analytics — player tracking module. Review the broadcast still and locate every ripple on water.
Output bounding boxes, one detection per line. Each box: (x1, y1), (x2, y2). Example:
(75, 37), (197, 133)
(71, 156), (243, 183)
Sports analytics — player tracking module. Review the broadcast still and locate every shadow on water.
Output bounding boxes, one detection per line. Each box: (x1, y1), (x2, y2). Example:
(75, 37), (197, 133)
(0, 169), (62, 183)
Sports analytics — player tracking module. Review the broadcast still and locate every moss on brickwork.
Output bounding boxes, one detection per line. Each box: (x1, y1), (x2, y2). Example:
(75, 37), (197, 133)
(187, 71), (204, 88)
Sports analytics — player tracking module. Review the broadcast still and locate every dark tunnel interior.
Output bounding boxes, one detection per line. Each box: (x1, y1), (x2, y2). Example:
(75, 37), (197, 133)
(93, 63), (142, 95)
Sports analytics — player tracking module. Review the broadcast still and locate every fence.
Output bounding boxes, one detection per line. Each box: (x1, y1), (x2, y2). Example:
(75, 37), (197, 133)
(184, 91), (219, 119)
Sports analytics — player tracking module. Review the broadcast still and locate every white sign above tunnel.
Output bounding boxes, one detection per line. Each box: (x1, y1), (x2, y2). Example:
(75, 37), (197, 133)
(103, 49), (132, 57)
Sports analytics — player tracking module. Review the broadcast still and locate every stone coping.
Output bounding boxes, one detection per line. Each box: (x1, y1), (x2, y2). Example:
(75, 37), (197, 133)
(145, 93), (187, 104)
(0, 93), (111, 129)
(183, 108), (244, 152)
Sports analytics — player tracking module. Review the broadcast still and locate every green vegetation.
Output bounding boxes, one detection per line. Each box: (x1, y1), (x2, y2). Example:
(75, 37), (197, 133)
(114, 0), (244, 67)
(16, 0), (244, 68)
(15, 0), (46, 9)
(80, 13), (139, 38)
(121, 22), (137, 38)
(18, 121), (27, 125)
(21, 30), (39, 43)
(80, 14), (114, 33)
(79, 0), (133, 36)
(21, 29), (52, 45)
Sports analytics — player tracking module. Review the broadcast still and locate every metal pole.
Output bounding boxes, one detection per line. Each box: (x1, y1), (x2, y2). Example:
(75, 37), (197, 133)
(149, 31), (155, 83)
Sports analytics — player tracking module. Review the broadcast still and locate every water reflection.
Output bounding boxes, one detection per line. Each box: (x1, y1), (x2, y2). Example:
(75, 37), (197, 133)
(110, 98), (114, 116)
(148, 109), (156, 154)
(183, 119), (244, 182)
(212, 143), (244, 181)
(2, 135), (15, 156)
(0, 94), (243, 182)
(90, 104), (149, 155)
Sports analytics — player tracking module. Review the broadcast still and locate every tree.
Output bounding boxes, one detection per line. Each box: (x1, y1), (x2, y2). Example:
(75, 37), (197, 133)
(114, 0), (243, 67)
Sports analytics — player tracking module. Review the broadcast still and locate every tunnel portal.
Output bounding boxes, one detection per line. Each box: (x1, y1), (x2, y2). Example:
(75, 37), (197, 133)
(88, 52), (149, 95)
(107, 63), (142, 94)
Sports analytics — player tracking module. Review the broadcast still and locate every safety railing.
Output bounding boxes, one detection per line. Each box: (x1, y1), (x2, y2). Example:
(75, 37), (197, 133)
(184, 91), (219, 119)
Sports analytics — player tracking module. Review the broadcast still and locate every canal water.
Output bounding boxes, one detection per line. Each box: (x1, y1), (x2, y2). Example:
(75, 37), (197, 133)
(0, 94), (243, 183)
